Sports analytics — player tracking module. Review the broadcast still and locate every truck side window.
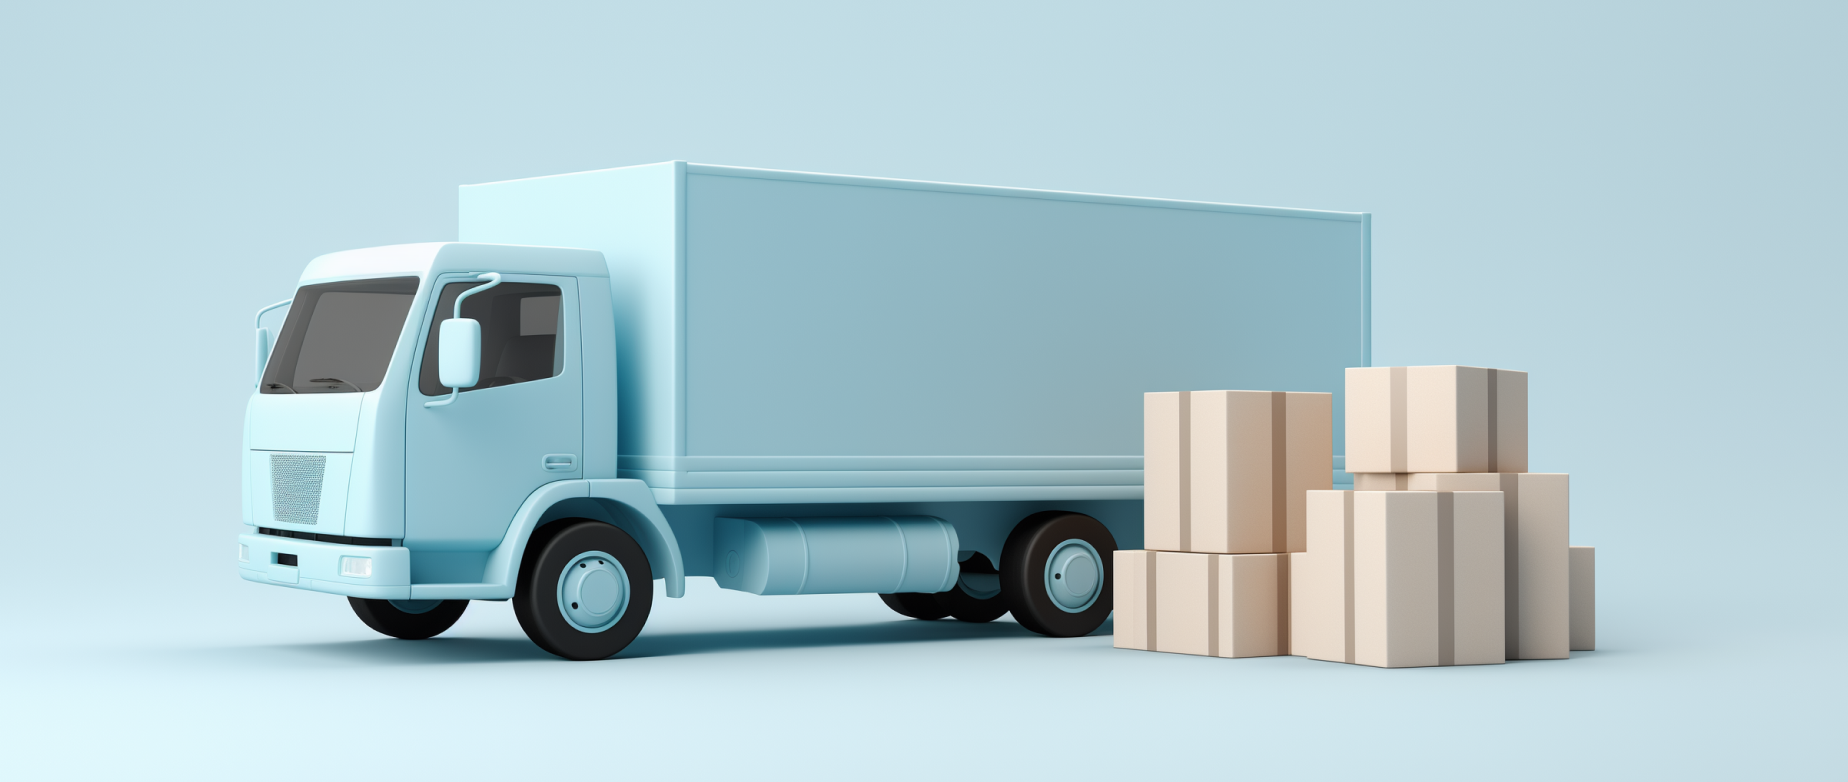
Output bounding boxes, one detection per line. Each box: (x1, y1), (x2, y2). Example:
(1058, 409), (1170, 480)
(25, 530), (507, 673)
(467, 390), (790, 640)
(418, 281), (565, 396)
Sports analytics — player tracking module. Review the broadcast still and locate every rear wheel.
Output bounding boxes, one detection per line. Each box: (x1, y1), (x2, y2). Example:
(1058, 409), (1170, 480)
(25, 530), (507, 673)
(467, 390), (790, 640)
(513, 520), (653, 661)
(348, 598), (468, 640)
(1000, 511), (1115, 637)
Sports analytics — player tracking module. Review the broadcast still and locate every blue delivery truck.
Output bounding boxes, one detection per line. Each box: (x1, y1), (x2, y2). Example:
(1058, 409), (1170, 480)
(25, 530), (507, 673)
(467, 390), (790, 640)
(240, 162), (1369, 660)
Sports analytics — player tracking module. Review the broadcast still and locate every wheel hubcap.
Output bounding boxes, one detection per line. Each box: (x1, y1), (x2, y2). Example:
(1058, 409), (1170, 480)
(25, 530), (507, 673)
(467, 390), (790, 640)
(558, 551), (628, 633)
(1044, 539), (1102, 613)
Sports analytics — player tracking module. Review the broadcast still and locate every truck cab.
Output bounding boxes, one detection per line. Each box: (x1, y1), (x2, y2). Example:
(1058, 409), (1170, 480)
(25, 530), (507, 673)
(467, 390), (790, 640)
(241, 243), (684, 657)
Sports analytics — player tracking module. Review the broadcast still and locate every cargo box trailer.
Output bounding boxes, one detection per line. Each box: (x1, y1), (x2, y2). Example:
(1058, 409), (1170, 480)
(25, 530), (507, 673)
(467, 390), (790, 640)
(239, 162), (1370, 659)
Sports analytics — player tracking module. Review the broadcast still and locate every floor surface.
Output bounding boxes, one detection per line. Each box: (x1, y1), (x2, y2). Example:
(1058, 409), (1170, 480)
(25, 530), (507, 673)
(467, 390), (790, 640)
(4, 574), (1835, 780)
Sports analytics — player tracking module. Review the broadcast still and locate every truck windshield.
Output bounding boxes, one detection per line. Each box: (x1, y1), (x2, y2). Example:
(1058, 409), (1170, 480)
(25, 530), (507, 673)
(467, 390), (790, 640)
(261, 277), (420, 394)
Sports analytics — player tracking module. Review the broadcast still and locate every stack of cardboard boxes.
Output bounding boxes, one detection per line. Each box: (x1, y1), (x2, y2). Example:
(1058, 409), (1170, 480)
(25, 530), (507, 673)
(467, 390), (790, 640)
(1115, 367), (1598, 668)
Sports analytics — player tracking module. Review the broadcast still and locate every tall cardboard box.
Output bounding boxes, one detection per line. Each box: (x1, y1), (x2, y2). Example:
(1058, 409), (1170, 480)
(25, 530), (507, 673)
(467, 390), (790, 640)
(1300, 490), (1505, 668)
(1111, 550), (1290, 658)
(1406, 472), (1569, 660)
(1144, 390), (1331, 554)
(1346, 366), (1527, 474)
(1570, 546), (1595, 651)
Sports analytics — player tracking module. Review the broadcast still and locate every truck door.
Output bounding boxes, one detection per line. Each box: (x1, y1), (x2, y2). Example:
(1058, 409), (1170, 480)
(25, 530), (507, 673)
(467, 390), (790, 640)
(404, 273), (583, 553)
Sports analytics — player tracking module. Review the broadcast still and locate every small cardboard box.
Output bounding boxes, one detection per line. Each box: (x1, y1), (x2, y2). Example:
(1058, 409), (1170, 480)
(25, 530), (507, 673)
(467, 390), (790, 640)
(1111, 550), (1291, 658)
(1570, 546), (1595, 651)
(1346, 366), (1527, 474)
(1406, 472), (1569, 660)
(1300, 490), (1506, 668)
(1143, 390), (1332, 554)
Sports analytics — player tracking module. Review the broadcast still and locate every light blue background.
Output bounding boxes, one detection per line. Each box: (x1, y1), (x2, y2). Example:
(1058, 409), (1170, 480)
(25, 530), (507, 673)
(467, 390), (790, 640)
(1, 2), (1840, 778)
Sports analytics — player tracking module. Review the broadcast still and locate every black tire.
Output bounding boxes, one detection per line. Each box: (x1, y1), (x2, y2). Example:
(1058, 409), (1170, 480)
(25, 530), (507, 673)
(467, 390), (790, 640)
(513, 520), (653, 661)
(879, 592), (948, 620)
(937, 553), (1009, 623)
(348, 597), (468, 640)
(1000, 510), (1116, 637)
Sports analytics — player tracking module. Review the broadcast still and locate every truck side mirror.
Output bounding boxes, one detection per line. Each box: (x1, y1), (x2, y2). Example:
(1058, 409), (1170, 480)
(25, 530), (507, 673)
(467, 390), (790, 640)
(438, 318), (482, 389)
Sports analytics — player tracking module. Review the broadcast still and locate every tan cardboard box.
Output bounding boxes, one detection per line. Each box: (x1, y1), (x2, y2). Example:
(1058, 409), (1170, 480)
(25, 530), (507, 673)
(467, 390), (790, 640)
(1113, 551), (1291, 657)
(1345, 366), (1528, 474)
(1406, 472), (1569, 660)
(1145, 390), (1331, 554)
(1112, 550), (1156, 651)
(1302, 490), (1505, 668)
(1188, 390), (1332, 554)
(1570, 546), (1595, 651)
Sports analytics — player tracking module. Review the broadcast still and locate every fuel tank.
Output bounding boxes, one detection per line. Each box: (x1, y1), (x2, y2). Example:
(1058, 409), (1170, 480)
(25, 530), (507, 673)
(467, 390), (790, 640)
(713, 516), (960, 595)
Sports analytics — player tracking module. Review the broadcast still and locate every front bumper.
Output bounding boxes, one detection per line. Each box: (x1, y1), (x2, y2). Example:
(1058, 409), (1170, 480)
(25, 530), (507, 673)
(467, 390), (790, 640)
(238, 532), (411, 600)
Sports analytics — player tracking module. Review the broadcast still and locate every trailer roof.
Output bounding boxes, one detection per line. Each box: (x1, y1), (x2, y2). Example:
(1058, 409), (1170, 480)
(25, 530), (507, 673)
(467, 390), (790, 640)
(464, 161), (1367, 223)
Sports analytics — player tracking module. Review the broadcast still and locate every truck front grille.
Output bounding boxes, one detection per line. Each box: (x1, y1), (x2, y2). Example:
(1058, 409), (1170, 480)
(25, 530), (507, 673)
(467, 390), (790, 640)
(270, 453), (326, 525)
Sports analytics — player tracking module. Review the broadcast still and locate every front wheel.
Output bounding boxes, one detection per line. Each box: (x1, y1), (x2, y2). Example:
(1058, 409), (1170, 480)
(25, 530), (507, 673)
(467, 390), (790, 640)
(513, 520), (654, 661)
(348, 597), (468, 640)
(1000, 511), (1115, 637)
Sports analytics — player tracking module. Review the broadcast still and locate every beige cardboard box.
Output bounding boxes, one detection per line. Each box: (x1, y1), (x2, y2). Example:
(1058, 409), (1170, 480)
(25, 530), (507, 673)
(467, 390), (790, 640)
(1143, 390), (1331, 554)
(1301, 490), (1505, 668)
(1113, 550), (1290, 657)
(1406, 472), (1569, 660)
(1570, 546), (1595, 651)
(1346, 366), (1528, 474)
(1113, 550), (1156, 651)
(1155, 551), (1292, 658)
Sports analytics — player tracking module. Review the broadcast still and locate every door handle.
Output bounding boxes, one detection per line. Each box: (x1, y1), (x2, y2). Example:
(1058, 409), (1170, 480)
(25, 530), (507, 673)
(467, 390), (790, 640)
(543, 454), (578, 472)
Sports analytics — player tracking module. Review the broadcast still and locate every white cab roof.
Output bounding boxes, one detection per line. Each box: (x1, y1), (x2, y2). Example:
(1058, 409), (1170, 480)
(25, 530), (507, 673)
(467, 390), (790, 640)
(299, 242), (606, 285)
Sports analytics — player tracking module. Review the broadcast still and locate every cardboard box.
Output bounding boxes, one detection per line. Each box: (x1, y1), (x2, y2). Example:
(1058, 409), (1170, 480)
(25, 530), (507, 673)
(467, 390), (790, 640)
(1346, 366), (1527, 474)
(1155, 551), (1292, 658)
(1112, 550), (1156, 651)
(1570, 546), (1595, 651)
(1301, 490), (1505, 668)
(1143, 390), (1331, 554)
(1112, 550), (1290, 658)
(1406, 472), (1569, 660)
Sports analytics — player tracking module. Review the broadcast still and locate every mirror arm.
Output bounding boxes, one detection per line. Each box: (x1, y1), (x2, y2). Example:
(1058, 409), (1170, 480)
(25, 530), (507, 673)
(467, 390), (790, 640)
(425, 388), (461, 408)
(424, 272), (502, 409)
(255, 298), (294, 329)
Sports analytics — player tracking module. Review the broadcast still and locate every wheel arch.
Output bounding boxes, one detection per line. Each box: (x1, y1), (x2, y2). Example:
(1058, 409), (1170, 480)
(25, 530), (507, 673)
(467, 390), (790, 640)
(478, 479), (686, 600)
